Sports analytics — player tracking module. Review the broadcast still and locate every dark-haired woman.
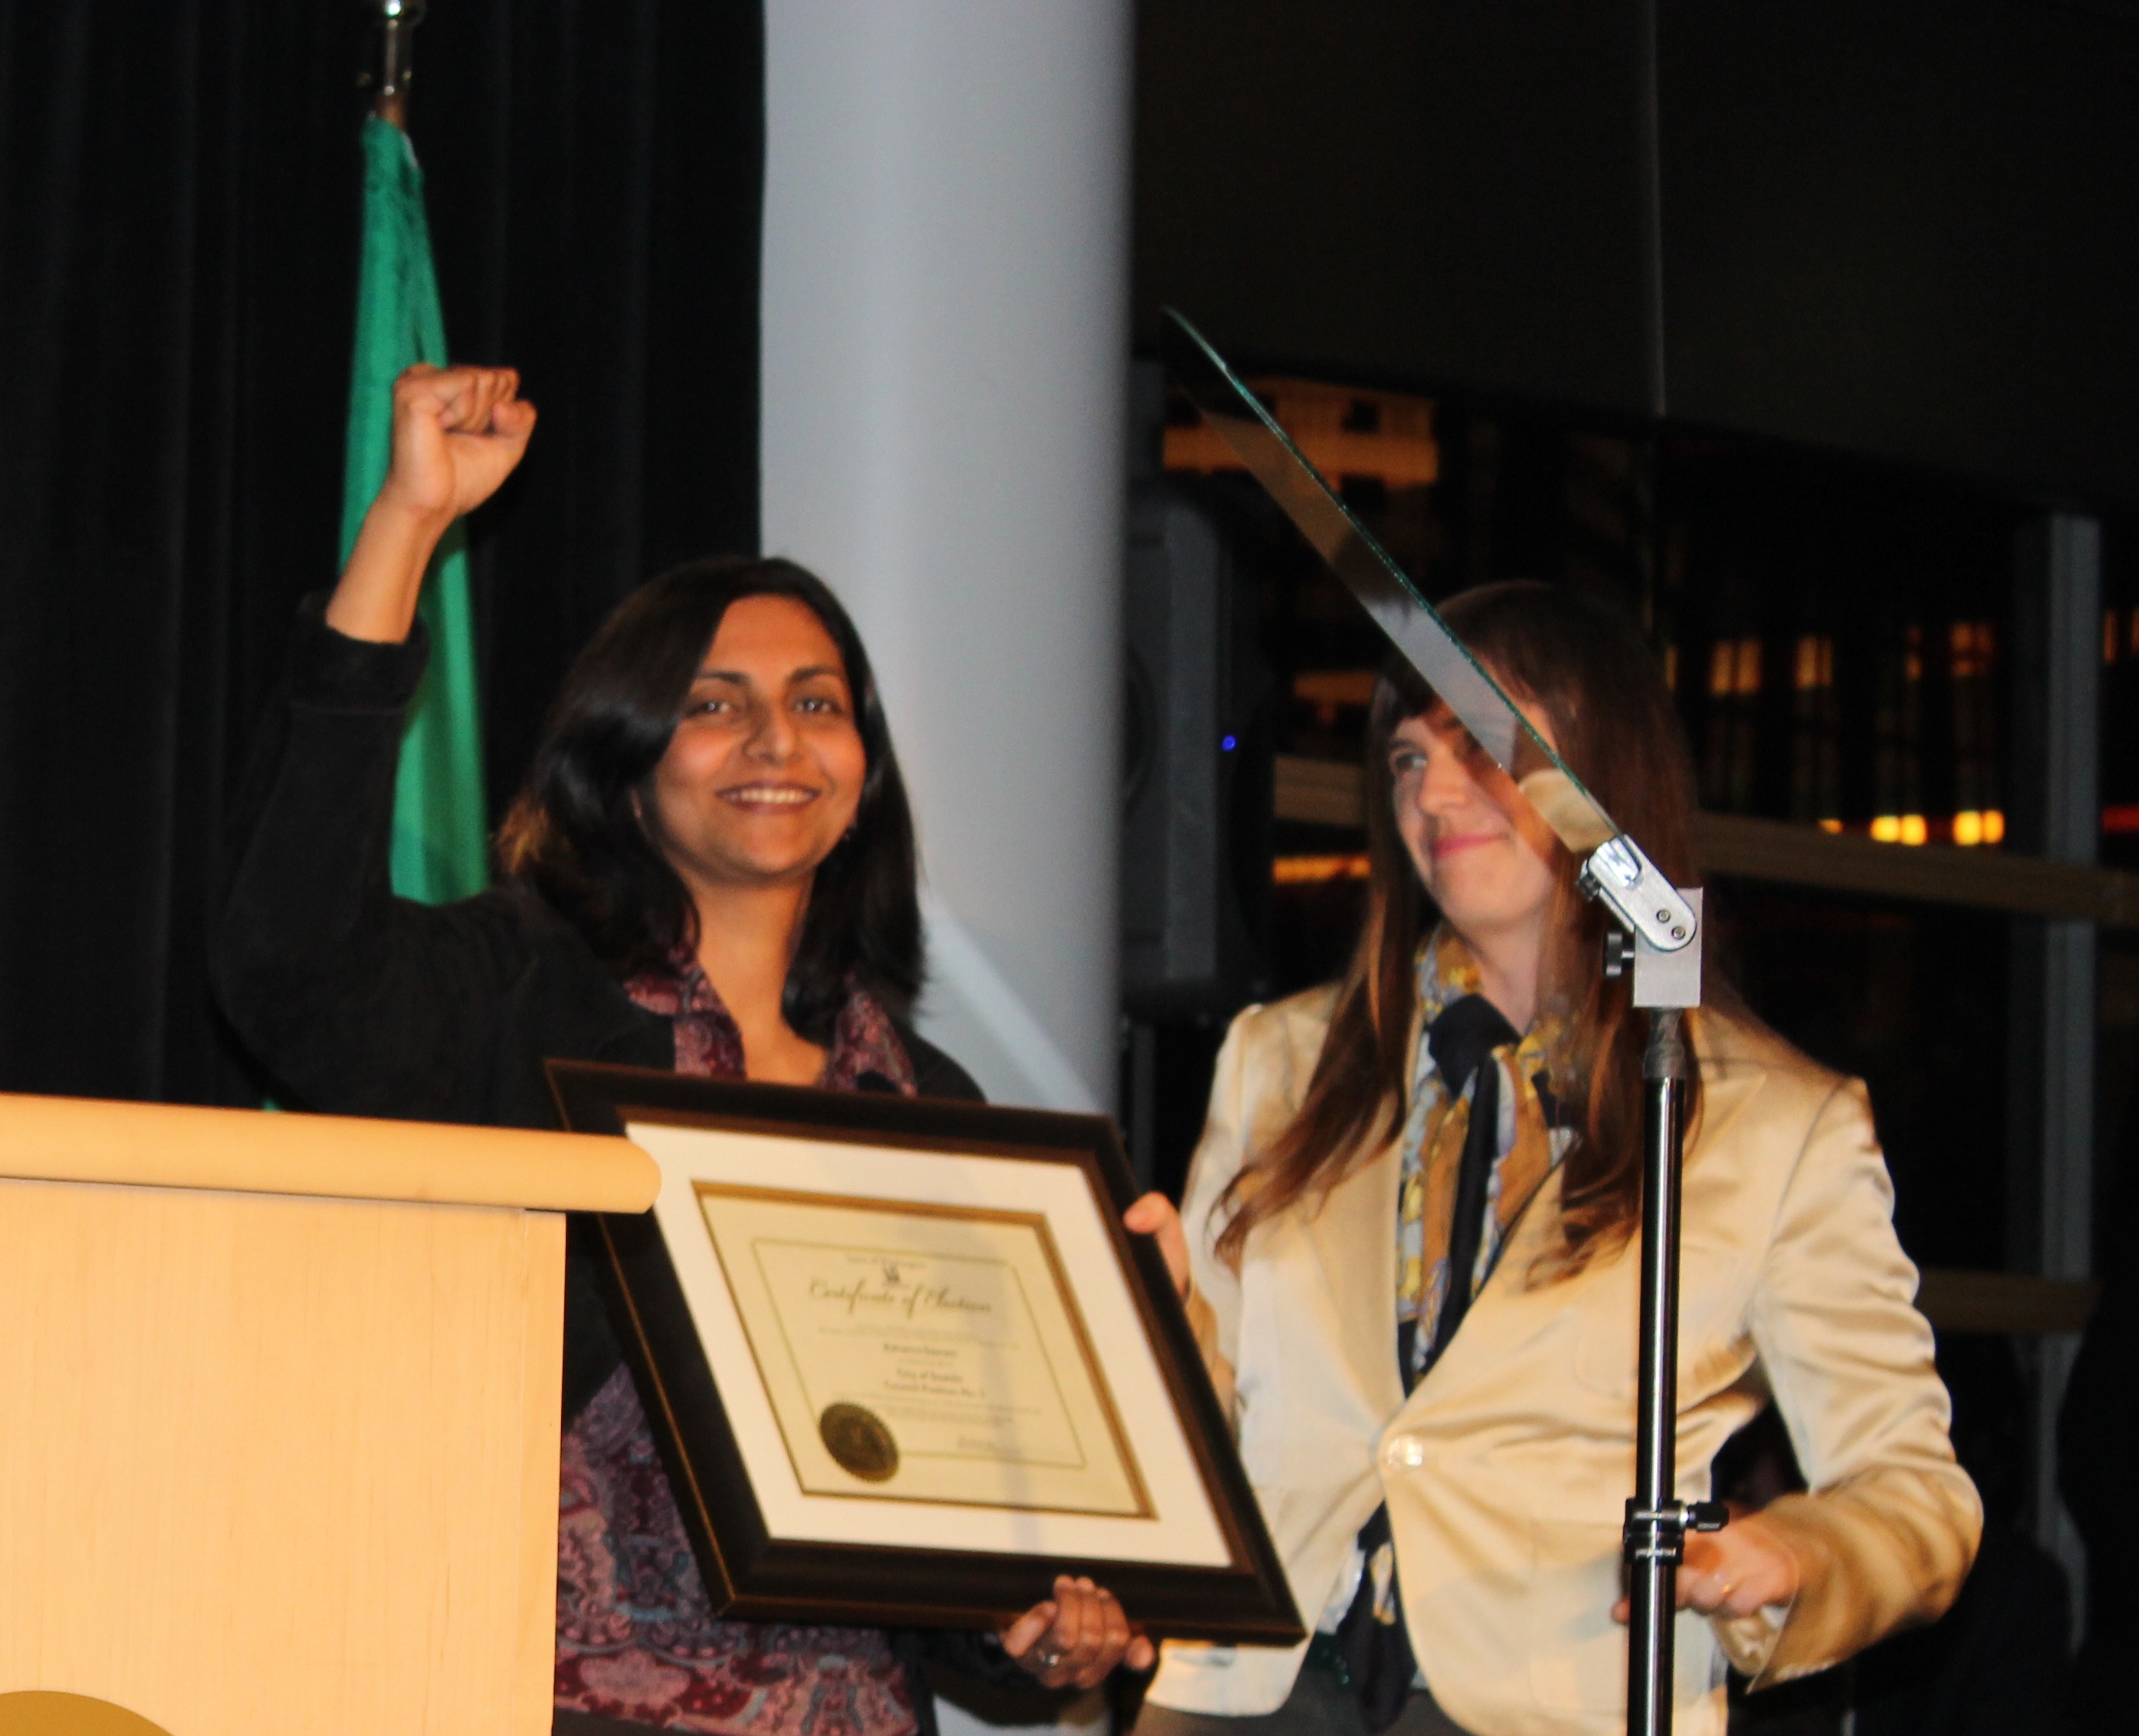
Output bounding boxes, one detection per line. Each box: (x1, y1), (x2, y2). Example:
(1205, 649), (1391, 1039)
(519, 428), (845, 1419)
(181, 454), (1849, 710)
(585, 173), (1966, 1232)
(1123, 584), (1980, 1736)
(213, 365), (1148, 1734)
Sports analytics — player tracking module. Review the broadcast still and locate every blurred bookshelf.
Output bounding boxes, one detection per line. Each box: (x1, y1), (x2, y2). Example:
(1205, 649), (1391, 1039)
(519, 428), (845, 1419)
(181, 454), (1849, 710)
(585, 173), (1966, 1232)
(1271, 753), (2139, 928)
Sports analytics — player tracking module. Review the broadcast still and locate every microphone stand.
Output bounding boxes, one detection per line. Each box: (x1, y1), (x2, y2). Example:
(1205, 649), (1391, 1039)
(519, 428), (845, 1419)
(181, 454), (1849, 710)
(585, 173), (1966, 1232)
(1598, 903), (1726, 1736)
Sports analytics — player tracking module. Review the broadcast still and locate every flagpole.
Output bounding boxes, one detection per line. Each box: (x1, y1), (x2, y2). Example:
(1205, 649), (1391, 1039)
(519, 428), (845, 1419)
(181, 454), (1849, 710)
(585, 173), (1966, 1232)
(374, 0), (426, 129)
(347, 0), (491, 904)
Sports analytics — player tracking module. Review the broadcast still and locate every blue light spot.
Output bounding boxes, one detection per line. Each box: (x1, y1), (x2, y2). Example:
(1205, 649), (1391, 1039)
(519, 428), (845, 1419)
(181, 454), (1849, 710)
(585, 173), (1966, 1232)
(1221, 735), (1238, 752)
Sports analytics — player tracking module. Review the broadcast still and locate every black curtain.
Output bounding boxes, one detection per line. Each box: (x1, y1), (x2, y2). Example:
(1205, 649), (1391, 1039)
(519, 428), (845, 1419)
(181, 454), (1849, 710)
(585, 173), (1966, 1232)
(0, 1), (763, 1106)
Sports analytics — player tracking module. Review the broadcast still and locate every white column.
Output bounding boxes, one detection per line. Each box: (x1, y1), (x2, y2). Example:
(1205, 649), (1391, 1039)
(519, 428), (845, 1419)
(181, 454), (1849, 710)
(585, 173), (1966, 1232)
(762, 1), (1132, 1114)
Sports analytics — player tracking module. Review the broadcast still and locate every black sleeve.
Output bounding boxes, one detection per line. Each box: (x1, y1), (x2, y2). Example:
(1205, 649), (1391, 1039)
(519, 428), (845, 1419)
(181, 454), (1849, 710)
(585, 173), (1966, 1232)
(891, 1627), (1081, 1731)
(210, 594), (546, 1123)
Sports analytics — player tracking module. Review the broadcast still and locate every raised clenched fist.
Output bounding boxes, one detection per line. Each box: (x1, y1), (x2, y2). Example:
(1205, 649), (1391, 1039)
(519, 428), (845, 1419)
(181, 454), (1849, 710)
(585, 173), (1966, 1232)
(328, 363), (538, 643)
(376, 363), (536, 527)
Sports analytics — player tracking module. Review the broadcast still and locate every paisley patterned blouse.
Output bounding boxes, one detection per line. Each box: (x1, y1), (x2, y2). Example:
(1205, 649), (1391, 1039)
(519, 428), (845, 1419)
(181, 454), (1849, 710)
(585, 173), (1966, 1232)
(553, 957), (923, 1735)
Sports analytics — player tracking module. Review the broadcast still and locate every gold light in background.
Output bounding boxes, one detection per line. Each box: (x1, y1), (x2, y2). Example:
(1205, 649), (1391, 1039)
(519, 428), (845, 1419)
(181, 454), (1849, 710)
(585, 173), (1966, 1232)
(1709, 636), (1762, 698)
(1793, 633), (1834, 691)
(1790, 632), (1841, 830)
(1293, 670), (1378, 725)
(1166, 381), (1439, 488)
(1273, 854), (1371, 885)
(1947, 619), (2000, 847)
(2101, 606), (2139, 664)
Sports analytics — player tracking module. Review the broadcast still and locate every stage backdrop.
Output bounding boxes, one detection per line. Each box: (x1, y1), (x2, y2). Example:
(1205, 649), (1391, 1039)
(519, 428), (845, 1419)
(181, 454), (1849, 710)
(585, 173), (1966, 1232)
(0, 0), (763, 1105)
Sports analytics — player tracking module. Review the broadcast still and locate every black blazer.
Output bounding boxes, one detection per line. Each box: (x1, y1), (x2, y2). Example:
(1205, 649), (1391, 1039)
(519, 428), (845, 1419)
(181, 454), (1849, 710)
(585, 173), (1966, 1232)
(212, 598), (1035, 1731)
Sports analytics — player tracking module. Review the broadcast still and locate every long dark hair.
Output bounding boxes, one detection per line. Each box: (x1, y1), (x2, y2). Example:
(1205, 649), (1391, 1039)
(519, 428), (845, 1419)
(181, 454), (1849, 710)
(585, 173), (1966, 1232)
(1218, 580), (1703, 1273)
(496, 556), (922, 1042)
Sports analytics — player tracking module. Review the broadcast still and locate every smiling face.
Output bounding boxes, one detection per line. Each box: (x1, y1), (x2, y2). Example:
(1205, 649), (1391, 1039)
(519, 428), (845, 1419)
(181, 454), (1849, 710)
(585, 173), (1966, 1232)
(1388, 690), (1564, 955)
(645, 594), (868, 894)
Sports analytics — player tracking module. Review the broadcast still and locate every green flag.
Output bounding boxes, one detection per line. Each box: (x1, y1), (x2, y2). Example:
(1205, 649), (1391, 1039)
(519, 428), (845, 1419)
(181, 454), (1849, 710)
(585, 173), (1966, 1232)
(340, 115), (488, 904)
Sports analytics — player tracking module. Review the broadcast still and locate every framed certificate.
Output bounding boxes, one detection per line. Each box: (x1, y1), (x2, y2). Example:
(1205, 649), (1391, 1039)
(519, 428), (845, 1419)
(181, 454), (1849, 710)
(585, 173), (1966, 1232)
(548, 1061), (1302, 1644)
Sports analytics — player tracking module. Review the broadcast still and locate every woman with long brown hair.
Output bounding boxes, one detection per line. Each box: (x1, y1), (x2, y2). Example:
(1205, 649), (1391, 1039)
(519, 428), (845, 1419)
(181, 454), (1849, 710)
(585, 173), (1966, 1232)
(1125, 583), (1980, 1736)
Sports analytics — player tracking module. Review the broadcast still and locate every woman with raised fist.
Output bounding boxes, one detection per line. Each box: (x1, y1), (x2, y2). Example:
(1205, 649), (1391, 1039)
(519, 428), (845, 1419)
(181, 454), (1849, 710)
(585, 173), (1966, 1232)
(214, 363), (1147, 1735)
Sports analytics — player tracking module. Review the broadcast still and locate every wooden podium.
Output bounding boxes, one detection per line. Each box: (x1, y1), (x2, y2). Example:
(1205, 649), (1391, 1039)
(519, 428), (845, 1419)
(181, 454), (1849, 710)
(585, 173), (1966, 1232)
(0, 1092), (658, 1736)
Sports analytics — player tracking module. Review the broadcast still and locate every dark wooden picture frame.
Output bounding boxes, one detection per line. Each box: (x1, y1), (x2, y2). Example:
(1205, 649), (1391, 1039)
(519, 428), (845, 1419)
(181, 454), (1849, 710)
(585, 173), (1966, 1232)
(549, 1060), (1303, 1644)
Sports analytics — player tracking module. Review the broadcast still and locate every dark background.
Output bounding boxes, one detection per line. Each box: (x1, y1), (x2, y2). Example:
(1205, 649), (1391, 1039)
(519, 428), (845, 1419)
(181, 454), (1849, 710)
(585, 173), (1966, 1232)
(0, 0), (763, 1106)
(7, 0), (2134, 1106)
(1136, 0), (2139, 510)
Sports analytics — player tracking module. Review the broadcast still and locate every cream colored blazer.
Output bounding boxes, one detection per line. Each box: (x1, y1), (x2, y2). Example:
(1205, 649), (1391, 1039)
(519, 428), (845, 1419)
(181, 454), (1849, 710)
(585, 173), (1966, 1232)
(1145, 989), (1980, 1736)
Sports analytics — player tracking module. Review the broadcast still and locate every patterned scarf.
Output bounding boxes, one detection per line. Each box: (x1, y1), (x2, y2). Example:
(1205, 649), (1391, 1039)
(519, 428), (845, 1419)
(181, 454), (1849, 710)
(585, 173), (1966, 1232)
(1394, 927), (1571, 1385)
(623, 949), (917, 1094)
(1324, 928), (1576, 1728)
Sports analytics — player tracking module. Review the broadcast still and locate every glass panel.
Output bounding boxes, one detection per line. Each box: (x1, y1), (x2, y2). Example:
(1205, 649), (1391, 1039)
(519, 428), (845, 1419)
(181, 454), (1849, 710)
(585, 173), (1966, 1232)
(1161, 309), (1621, 856)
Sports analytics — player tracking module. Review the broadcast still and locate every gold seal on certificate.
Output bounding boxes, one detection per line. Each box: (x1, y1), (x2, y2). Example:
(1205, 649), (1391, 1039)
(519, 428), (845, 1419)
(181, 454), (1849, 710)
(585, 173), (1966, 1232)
(696, 1183), (1153, 1517)
(818, 1403), (899, 1482)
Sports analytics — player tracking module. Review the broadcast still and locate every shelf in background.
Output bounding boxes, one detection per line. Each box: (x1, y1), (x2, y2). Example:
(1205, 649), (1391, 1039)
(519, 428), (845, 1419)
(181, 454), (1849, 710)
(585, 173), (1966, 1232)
(1273, 755), (2139, 927)
(1692, 811), (2139, 925)
(1274, 755), (1374, 828)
